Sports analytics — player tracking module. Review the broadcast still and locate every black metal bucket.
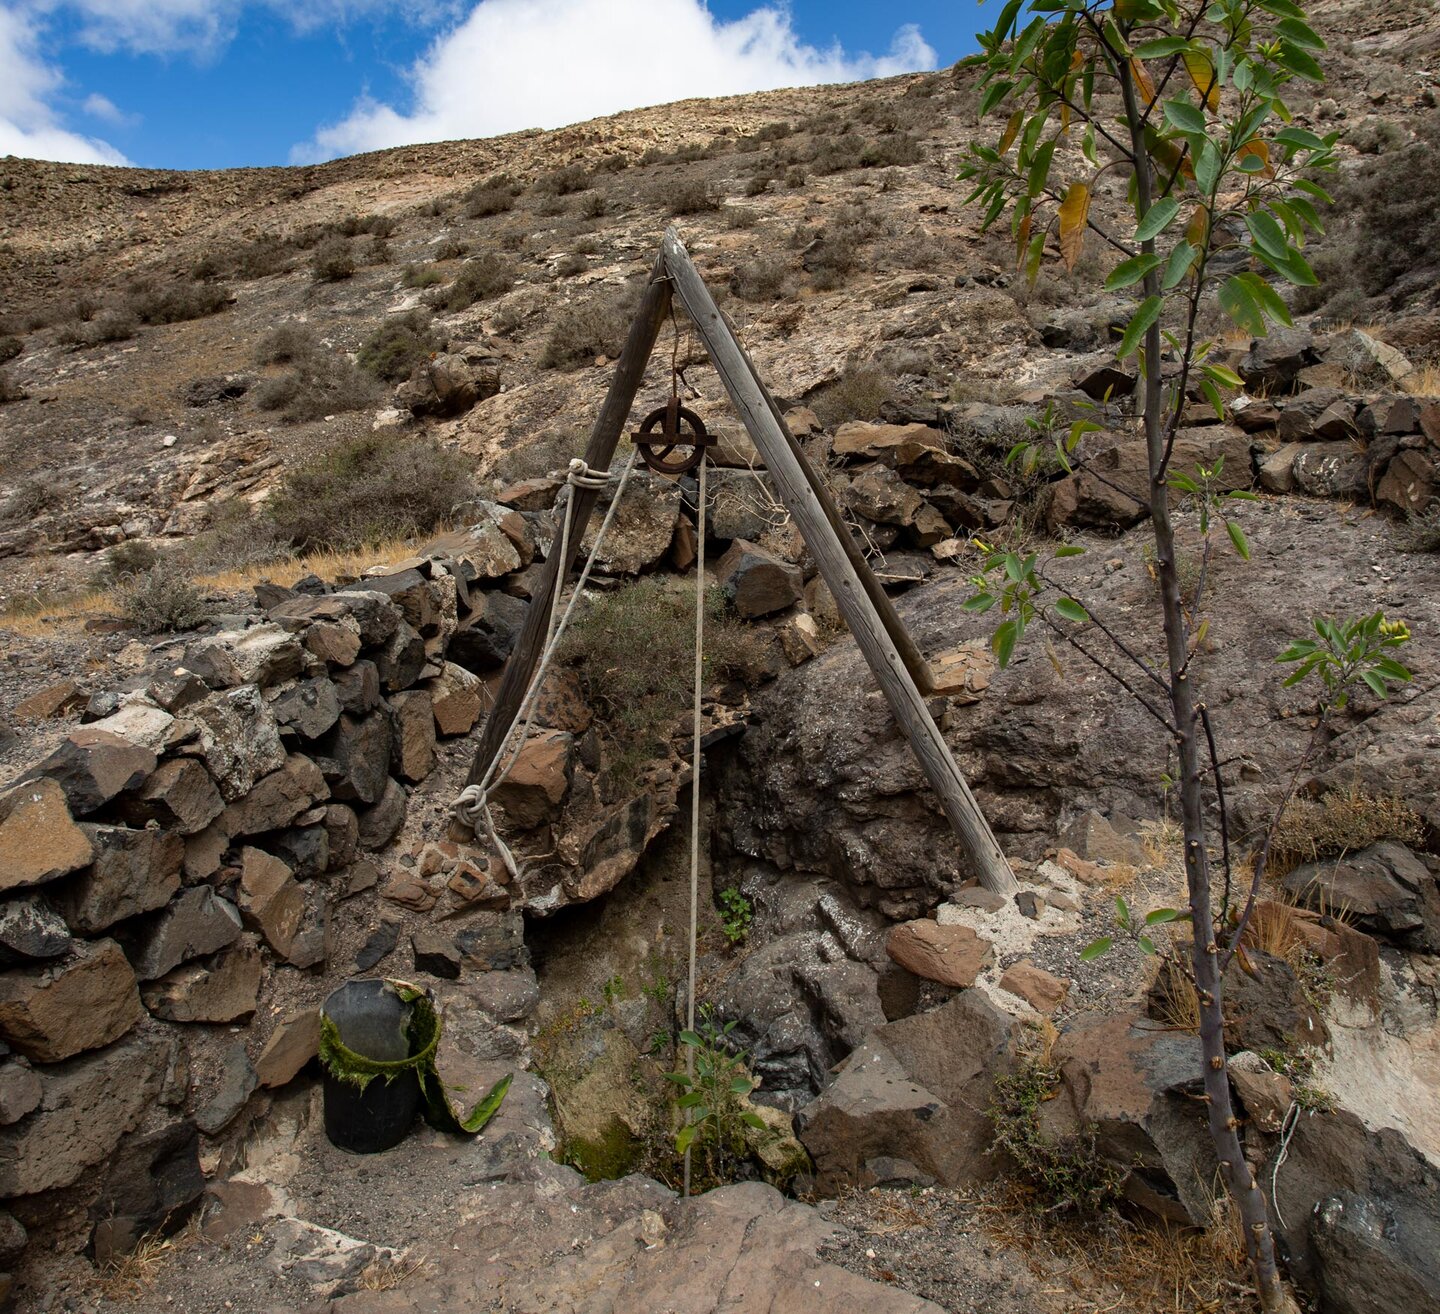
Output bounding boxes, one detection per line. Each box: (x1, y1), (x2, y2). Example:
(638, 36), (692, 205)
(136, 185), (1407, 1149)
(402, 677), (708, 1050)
(320, 979), (422, 1154)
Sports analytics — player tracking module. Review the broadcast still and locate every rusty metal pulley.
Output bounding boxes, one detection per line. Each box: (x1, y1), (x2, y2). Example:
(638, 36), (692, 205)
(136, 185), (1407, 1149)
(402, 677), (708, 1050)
(630, 396), (712, 475)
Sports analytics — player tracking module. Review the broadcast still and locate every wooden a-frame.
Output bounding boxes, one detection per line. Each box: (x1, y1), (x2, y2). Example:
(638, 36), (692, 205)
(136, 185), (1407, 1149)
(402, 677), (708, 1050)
(466, 230), (1017, 896)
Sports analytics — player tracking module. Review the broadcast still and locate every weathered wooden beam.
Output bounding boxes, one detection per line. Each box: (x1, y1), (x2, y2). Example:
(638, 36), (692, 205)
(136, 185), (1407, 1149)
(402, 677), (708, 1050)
(661, 229), (1016, 896)
(465, 254), (673, 787)
(717, 309), (936, 695)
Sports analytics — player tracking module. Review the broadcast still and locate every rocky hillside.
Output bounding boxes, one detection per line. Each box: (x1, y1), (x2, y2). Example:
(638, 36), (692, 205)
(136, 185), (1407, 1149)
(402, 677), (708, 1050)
(1, 0), (1440, 1312)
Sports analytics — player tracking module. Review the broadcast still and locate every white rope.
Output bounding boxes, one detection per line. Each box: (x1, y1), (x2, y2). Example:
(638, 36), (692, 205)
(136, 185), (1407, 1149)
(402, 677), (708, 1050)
(682, 456), (707, 1198)
(453, 452), (641, 877)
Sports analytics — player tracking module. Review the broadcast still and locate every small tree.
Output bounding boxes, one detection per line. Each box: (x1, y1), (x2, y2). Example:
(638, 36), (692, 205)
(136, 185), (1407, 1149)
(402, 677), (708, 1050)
(956, 2), (1411, 1308)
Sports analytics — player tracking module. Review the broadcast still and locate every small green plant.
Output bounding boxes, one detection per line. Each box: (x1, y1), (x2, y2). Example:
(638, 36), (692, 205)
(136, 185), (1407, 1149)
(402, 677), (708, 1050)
(989, 1032), (1126, 1214)
(1256, 1046), (1334, 1113)
(311, 236), (356, 282)
(601, 974), (626, 1008)
(357, 312), (444, 383)
(664, 1012), (766, 1184)
(718, 887), (752, 945)
(429, 254), (515, 312)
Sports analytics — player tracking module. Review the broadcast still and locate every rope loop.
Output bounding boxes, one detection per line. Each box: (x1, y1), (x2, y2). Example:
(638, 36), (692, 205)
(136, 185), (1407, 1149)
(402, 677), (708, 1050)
(566, 458), (613, 490)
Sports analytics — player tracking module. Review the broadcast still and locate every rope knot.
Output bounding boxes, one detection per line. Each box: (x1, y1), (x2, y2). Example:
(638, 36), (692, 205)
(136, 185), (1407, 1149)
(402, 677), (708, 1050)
(567, 458), (612, 490)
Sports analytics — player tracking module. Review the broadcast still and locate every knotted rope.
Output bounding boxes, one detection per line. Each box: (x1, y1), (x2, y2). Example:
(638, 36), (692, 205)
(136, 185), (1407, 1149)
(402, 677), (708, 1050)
(453, 451), (640, 878)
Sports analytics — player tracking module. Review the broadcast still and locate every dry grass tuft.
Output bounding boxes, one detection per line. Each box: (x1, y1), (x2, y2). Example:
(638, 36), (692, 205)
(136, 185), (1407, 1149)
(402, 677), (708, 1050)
(1269, 788), (1424, 874)
(97, 1216), (203, 1301)
(1148, 957), (1201, 1033)
(358, 1255), (425, 1291)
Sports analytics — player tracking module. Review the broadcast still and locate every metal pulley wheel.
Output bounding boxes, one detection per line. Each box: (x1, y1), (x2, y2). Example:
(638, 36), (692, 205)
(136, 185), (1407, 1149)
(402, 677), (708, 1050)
(630, 396), (713, 475)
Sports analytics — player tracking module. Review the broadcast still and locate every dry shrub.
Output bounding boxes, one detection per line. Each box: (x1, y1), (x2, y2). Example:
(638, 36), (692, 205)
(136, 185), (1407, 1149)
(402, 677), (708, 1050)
(120, 560), (212, 634)
(357, 311), (444, 382)
(401, 263), (445, 289)
(463, 179), (518, 218)
(311, 236), (356, 282)
(560, 578), (767, 794)
(0, 370), (25, 404)
(253, 349), (381, 423)
(809, 364), (892, 428)
(1148, 957), (1201, 1032)
(1394, 503), (1440, 553)
(493, 428), (585, 483)
(537, 285), (639, 370)
(665, 179), (719, 215)
(428, 254), (515, 311)
(730, 255), (791, 303)
(2, 478), (59, 522)
(0, 335), (21, 363)
(255, 323), (320, 365)
(57, 308), (138, 347)
(265, 432), (474, 552)
(1269, 788), (1425, 874)
(578, 191), (608, 220)
(536, 163), (590, 195)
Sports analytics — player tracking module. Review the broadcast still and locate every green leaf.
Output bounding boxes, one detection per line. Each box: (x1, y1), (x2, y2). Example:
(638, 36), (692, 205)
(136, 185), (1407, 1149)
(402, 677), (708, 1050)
(1055, 597), (1089, 623)
(1144, 907), (1185, 925)
(963, 593), (997, 614)
(1255, 243), (1319, 287)
(1027, 140), (1056, 198)
(1246, 210), (1289, 261)
(1164, 98), (1208, 134)
(1202, 379), (1226, 421)
(1138, 936), (1158, 955)
(678, 1030), (702, 1047)
(1119, 295), (1163, 359)
(1237, 271), (1295, 327)
(1105, 252), (1165, 290)
(1116, 894), (1132, 927)
(677, 1090), (708, 1109)
(1134, 36), (1191, 57)
(676, 1123), (699, 1155)
(1080, 937), (1114, 961)
(1226, 519), (1251, 560)
(979, 80), (1015, 116)
(992, 619), (1019, 668)
(1203, 363), (1244, 387)
(729, 1076), (754, 1094)
(1219, 275), (1265, 336)
(740, 1112), (767, 1130)
(1361, 670), (1389, 698)
(1135, 196), (1180, 242)
(1162, 239), (1197, 290)
(1276, 40), (1324, 81)
(1054, 544), (1086, 558)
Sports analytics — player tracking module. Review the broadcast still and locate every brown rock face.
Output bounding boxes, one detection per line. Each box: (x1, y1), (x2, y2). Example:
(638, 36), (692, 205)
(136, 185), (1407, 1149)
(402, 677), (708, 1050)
(0, 778), (95, 893)
(57, 824), (183, 934)
(118, 757), (225, 834)
(0, 939), (144, 1062)
(884, 921), (994, 988)
(797, 992), (1019, 1195)
(717, 539), (803, 619)
(217, 753), (328, 838)
(0, 1028), (170, 1196)
(255, 1009), (321, 1088)
(140, 938), (262, 1023)
(997, 960), (1069, 1014)
(237, 848), (304, 958)
(426, 661), (483, 736)
(492, 730), (573, 829)
(28, 729), (156, 815)
(130, 886), (244, 980)
(389, 690), (436, 783)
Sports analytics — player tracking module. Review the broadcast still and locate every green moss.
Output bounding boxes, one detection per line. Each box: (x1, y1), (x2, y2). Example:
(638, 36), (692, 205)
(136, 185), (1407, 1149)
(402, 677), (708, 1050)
(564, 1117), (642, 1182)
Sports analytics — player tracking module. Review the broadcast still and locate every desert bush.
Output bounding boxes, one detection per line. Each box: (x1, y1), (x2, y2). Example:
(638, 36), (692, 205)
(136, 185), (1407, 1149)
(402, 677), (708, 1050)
(253, 349), (381, 423)
(1394, 503), (1440, 552)
(535, 195), (568, 217)
(231, 235), (292, 280)
(122, 278), (230, 325)
(536, 163), (590, 196)
(989, 1025), (1125, 1214)
(859, 134), (925, 168)
(463, 179), (518, 218)
(538, 286), (638, 369)
(434, 236), (471, 261)
(578, 191), (608, 220)
(666, 179), (719, 215)
(0, 371), (25, 404)
(560, 577), (766, 793)
(357, 311), (444, 382)
(97, 540), (159, 585)
(1299, 109), (1440, 315)
(1270, 789), (1425, 874)
(428, 254), (515, 311)
(730, 254), (791, 303)
(0, 336), (21, 363)
(311, 237), (356, 283)
(1344, 115), (1406, 156)
(255, 323), (321, 365)
(743, 172), (773, 197)
(401, 263), (445, 289)
(492, 427), (586, 483)
(724, 206), (759, 230)
(57, 309), (138, 347)
(361, 234), (390, 265)
(807, 133), (868, 175)
(556, 253), (589, 278)
(784, 166), (807, 189)
(120, 560), (212, 634)
(1, 478), (60, 522)
(265, 432), (475, 552)
(809, 363), (892, 428)
(181, 502), (288, 573)
(594, 153), (631, 173)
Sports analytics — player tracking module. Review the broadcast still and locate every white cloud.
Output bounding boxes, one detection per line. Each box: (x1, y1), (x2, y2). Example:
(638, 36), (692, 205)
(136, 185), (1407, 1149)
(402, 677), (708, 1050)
(0, 5), (128, 162)
(298, 0), (936, 161)
(83, 91), (138, 125)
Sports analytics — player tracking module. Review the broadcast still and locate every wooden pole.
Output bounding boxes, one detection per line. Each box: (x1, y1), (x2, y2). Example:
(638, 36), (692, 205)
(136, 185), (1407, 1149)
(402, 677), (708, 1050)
(465, 254), (673, 787)
(661, 229), (1016, 896)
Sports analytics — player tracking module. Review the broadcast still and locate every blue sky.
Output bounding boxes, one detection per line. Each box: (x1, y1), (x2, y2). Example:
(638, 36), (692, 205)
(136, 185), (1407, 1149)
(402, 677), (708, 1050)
(0, 1), (997, 171)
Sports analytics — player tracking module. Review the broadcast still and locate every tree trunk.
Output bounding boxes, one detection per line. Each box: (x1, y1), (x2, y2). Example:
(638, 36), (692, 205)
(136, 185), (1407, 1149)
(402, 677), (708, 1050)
(1118, 63), (1296, 1314)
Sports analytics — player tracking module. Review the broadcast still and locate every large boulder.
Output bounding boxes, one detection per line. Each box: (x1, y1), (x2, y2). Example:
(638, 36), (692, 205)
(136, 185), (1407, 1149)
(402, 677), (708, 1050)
(717, 539), (803, 618)
(128, 887), (244, 981)
(1239, 327), (1318, 393)
(492, 731), (574, 830)
(56, 824), (182, 933)
(580, 472), (683, 576)
(118, 758), (224, 834)
(182, 624), (304, 690)
(26, 729), (155, 816)
(796, 992), (1019, 1195)
(395, 351), (501, 418)
(140, 938), (263, 1024)
(1283, 842), (1439, 951)
(884, 921), (993, 988)
(1264, 1108), (1440, 1314)
(0, 939), (144, 1062)
(0, 1027), (171, 1196)
(1051, 1012), (1214, 1224)
(87, 1121), (205, 1267)
(188, 685), (287, 800)
(0, 778), (94, 893)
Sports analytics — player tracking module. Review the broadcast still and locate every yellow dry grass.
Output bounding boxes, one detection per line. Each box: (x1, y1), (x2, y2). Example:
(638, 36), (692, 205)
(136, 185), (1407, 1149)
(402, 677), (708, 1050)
(0, 536), (421, 638)
(1402, 362), (1440, 398)
(96, 1215), (203, 1301)
(358, 1255), (425, 1291)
